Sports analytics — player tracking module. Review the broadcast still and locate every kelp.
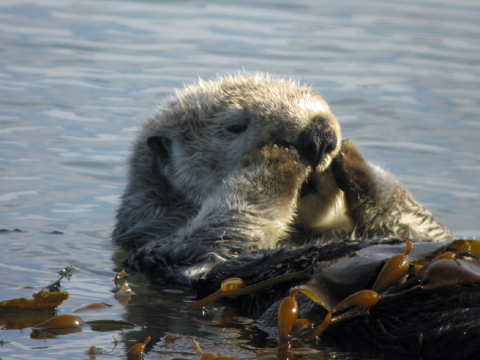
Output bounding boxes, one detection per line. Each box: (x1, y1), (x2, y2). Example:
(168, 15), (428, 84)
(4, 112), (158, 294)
(72, 302), (112, 313)
(87, 319), (136, 332)
(0, 291), (69, 311)
(34, 314), (84, 329)
(293, 239), (480, 314)
(185, 239), (480, 359)
(127, 335), (151, 357)
(0, 265), (73, 311)
(275, 239), (480, 358)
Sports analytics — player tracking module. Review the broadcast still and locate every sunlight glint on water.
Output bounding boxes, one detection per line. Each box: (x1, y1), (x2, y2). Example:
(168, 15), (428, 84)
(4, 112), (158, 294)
(0, 0), (479, 359)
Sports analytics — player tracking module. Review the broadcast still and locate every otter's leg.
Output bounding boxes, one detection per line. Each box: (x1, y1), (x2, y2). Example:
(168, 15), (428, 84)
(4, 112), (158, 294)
(331, 140), (452, 241)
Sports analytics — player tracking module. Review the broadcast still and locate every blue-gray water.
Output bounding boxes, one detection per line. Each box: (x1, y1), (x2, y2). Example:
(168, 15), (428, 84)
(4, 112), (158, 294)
(0, 0), (479, 359)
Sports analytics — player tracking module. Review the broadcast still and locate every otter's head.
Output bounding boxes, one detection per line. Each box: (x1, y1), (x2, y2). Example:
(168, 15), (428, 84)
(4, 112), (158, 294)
(138, 74), (341, 206)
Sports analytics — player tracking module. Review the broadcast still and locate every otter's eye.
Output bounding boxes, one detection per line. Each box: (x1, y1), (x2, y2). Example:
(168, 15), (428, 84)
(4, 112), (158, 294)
(227, 124), (248, 134)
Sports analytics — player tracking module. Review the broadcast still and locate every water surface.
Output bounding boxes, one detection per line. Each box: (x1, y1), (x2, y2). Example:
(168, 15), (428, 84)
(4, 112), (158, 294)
(0, 0), (479, 359)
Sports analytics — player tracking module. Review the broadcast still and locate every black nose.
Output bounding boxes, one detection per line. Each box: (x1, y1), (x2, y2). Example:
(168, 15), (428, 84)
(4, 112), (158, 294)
(297, 124), (337, 166)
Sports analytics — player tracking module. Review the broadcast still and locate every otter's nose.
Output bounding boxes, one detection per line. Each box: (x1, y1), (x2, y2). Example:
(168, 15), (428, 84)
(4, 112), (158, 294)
(297, 123), (337, 166)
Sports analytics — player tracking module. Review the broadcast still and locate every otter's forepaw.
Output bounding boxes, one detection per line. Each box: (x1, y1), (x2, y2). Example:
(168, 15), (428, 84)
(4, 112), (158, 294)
(239, 145), (311, 201)
(331, 139), (375, 197)
(261, 145), (311, 190)
(330, 153), (349, 193)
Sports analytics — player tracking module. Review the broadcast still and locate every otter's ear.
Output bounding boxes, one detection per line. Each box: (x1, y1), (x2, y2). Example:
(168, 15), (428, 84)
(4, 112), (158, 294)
(147, 135), (170, 166)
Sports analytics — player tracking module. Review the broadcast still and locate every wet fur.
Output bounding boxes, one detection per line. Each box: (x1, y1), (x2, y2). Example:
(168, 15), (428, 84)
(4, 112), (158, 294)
(194, 239), (480, 359)
(113, 73), (451, 285)
(112, 74), (464, 358)
(330, 140), (452, 241)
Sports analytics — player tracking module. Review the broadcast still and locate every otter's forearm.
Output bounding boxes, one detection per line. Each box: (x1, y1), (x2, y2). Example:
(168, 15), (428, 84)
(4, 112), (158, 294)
(331, 140), (452, 241)
(112, 180), (198, 250)
(121, 146), (310, 281)
(182, 145), (311, 249)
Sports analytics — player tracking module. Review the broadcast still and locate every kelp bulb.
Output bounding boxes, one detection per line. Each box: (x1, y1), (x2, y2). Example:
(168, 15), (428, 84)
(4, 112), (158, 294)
(332, 290), (380, 314)
(278, 296), (299, 339)
(127, 336), (151, 356)
(220, 278), (245, 292)
(34, 314), (84, 329)
(200, 353), (218, 360)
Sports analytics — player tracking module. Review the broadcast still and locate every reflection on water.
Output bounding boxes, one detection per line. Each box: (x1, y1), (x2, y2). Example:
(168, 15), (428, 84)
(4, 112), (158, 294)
(0, 0), (479, 358)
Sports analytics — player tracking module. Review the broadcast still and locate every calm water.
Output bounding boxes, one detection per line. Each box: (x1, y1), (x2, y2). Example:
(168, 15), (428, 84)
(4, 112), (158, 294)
(0, 0), (479, 359)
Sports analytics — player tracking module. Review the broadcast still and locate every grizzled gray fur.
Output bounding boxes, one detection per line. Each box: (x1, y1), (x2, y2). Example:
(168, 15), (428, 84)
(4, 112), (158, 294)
(112, 74), (451, 283)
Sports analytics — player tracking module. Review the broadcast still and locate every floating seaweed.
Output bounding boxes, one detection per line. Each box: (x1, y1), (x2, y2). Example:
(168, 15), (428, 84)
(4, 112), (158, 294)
(186, 239), (480, 359)
(127, 335), (151, 357)
(0, 291), (69, 311)
(0, 265), (73, 312)
(72, 302), (112, 313)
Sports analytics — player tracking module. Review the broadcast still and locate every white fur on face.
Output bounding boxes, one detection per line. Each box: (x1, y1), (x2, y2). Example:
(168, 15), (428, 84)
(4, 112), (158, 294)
(157, 74), (341, 207)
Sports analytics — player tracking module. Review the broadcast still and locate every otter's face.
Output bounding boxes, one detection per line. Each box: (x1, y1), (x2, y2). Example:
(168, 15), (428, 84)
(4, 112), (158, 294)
(145, 76), (341, 206)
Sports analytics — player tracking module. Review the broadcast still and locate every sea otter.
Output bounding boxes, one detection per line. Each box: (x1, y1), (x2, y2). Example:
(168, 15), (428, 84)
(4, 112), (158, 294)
(112, 74), (480, 359)
(112, 73), (451, 284)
